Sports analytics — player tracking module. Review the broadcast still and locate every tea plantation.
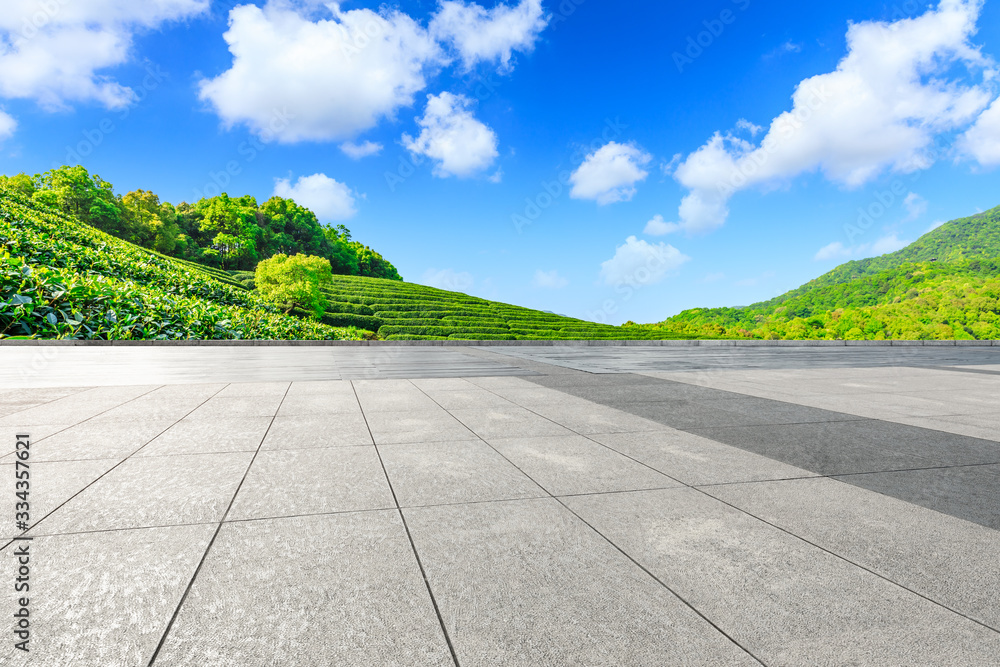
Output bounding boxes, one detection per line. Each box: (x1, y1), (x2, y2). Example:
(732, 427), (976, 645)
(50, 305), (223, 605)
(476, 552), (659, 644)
(227, 271), (691, 341)
(0, 190), (363, 340)
(0, 188), (696, 341)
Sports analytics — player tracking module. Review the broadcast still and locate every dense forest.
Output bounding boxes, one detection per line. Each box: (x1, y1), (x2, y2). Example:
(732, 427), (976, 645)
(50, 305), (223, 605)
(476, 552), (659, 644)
(0, 166), (401, 279)
(641, 205), (1000, 340)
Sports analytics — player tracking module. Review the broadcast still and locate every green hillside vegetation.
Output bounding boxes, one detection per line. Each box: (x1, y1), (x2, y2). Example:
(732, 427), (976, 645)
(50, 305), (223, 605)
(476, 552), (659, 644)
(644, 205), (1000, 341)
(0, 189), (364, 340)
(0, 166), (400, 278)
(0, 182), (698, 341)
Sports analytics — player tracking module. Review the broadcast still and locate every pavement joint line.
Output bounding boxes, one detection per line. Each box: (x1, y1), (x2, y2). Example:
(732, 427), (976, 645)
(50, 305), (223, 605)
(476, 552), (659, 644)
(0, 385), (94, 421)
(146, 382), (291, 667)
(352, 380), (462, 667)
(696, 486), (1000, 636)
(0, 382), (198, 553)
(510, 370), (1000, 637)
(7, 518), (222, 540)
(409, 379), (769, 666)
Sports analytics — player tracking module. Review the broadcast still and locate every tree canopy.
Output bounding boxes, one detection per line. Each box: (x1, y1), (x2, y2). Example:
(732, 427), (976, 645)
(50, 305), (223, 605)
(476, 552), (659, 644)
(3, 165), (402, 280)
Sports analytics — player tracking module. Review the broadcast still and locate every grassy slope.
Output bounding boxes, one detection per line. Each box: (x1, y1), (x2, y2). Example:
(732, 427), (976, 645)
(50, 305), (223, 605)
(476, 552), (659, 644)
(648, 205), (1000, 340)
(0, 190), (363, 340)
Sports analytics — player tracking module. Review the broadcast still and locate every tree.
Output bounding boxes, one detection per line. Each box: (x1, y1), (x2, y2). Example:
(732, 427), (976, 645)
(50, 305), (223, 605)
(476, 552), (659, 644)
(255, 253), (332, 318)
(32, 166), (126, 236)
(322, 224), (359, 275)
(198, 194), (259, 269)
(0, 173), (35, 198)
(348, 241), (402, 280)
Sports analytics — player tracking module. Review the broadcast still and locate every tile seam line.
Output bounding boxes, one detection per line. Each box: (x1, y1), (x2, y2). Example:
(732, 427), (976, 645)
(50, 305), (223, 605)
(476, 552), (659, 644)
(0, 382), (203, 553)
(502, 375), (1000, 638)
(355, 380), (461, 667)
(696, 486), (1000, 636)
(409, 380), (768, 667)
(146, 381), (291, 667)
(0, 385), (94, 422)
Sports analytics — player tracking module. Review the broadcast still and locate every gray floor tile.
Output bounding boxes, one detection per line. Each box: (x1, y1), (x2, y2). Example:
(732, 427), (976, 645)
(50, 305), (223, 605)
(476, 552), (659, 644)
(704, 477), (1000, 628)
(155, 511), (454, 667)
(591, 430), (816, 486)
(35, 452), (253, 534)
(379, 440), (546, 506)
(89, 384), (225, 423)
(0, 524), (215, 667)
(687, 422), (940, 475)
(833, 465), (1000, 530)
(353, 379), (441, 412)
(261, 414), (373, 449)
(449, 407), (574, 439)
(487, 435), (678, 495)
(0, 385), (161, 426)
(227, 447), (394, 520)
(214, 382), (289, 398)
(404, 498), (757, 666)
(27, 420), (176, 462)
(1, 458), (118, 539)
(185, 395), (285, 421)
(285, 380), (358, 396)
(419, 388), (517, 410)
(564, 488), (1000, 665)
(276, 393), (363, 416)
(527, 402), (663, 434)
(365, 410), (476, 445)
(136, 417), (273, 457)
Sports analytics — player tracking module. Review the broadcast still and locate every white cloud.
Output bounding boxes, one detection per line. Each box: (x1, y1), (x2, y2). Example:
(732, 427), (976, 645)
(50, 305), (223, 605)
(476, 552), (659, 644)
(273, 173), (358, 221)
(644, 214), (673, 236)
(532, 269), (568, 289)
(430, 0), (548, 72)
(735, 118), (762, 136)
(570, 142), (652, 205)
(959, 97), (1000, 166)
(422, 268), (474, 292)
(488, 168), (504, 183)
(903, 192), (928, 221)
(668, 0), (994, 235)
(199, 2), (442, 143)
(814, 233), (910, 261)
(340, 140), (383, 159)
(0, 110), (15, 142)
(599, 236), (690, 286)
(0, 0), (208, 111)
(403, 92), (498, 178)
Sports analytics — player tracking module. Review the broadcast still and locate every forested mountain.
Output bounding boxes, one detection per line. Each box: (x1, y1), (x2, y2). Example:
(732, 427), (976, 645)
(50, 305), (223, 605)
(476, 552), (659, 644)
(644, 205), (1000, 340)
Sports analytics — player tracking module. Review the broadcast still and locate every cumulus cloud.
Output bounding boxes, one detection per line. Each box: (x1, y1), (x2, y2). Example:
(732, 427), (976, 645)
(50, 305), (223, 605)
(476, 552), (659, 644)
(903, 192), (928, 221)
(431, 0), (548, 72)
(814, 233), (909, 261)
(570, 142), (652, 205)
(0, 110), (15, 142)
(599, 236), (690, 286)
(273, 173), (358, 221)
(532, 269), (569, 289)
(665, 0), (995, 236)
(403, 92), (498, 178)
(644, 214), (673, 236)
(199, 2), (442, 143)
(422, 268), (474, 292)
(0, 0), (208, 111)
(959, 97), (1000, 166)
(340, 140), (383, 159)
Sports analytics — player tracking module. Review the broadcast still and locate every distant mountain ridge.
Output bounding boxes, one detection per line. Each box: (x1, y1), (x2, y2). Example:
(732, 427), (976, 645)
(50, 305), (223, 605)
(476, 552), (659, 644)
(644, 204), (1000, 341)
(757, 204), (1000, 309)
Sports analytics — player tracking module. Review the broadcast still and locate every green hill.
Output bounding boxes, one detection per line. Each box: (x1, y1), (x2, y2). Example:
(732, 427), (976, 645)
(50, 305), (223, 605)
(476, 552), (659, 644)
(644, 205), (1000, 341)
(0, 187), (693, 341)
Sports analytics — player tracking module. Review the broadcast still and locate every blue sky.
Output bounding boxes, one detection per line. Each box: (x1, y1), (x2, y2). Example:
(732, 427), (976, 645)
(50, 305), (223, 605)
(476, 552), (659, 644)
(2, 0), (1000, 324)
